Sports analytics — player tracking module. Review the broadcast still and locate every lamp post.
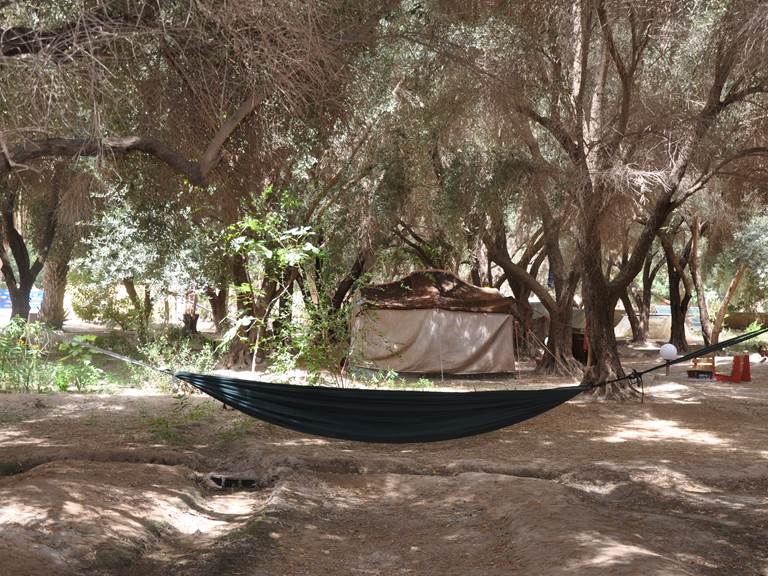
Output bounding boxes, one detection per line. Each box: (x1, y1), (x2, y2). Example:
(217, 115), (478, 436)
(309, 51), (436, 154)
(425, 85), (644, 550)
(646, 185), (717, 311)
(660, 343), (678, 376)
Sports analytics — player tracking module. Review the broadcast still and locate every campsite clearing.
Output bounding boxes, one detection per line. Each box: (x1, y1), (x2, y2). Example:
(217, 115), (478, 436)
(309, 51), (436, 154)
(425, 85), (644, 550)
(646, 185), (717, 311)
(1, 352), (767, 576)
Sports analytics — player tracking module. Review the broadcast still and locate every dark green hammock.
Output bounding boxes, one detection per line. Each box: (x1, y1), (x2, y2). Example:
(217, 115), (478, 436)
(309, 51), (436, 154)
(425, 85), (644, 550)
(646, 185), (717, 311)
(172, 326), (767, 444)
(175, 371), (586, 443)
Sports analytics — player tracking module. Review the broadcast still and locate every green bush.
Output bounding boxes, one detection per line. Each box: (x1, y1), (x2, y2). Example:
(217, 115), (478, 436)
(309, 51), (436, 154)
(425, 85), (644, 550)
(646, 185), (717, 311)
(131, 331), (219, 390)
(724, 320), (768, 354)
(70, 283), (139, 332)
(0, 318), (52, 392)
(0, 319), (107, 393)
(265, 299), (350, 385)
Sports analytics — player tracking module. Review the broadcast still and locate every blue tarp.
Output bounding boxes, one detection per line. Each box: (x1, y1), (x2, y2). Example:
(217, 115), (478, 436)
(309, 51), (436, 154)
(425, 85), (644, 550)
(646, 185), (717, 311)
(0, 288), (43, 312)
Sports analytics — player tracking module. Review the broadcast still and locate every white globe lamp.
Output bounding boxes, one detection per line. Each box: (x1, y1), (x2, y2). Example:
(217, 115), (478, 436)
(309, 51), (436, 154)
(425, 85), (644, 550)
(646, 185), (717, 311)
(660, 343), (678, 375)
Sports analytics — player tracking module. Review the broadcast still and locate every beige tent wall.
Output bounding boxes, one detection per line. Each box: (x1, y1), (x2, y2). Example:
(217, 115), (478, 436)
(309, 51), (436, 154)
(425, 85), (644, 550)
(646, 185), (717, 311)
(350, 308), (516, 374)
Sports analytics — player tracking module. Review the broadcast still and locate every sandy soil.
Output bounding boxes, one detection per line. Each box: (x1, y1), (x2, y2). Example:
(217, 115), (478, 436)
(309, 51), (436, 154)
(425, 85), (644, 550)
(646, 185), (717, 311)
(1, 353), (767, 575)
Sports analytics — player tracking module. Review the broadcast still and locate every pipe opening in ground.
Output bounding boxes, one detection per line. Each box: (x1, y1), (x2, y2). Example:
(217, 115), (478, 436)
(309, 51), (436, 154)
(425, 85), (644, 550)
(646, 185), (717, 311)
(208, 474), (265, 491)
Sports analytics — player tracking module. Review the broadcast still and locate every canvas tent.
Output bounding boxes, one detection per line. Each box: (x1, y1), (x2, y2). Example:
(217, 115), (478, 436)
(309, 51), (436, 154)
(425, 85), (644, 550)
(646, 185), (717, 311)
(349, 271), (518, 375)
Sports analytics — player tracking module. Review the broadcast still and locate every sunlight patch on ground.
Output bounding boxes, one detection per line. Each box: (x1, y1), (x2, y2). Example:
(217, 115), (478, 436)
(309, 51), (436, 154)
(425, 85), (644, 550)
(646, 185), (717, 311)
(268, 438), (329, 446)
(562, 480), (621, 495)
(118, 388), (168, 397)
(631, 465), (711, 492)
(0, 428), (48, 445)
(568, 533), (662, 569)
(646, 382), (702, 404)
(600, 417), (728, 446)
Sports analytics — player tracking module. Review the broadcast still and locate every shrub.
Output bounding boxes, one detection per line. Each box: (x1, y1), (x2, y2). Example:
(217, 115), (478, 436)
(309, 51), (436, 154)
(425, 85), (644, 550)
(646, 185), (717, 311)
(265, 299), (350, 385)
(0, 319), (107, 393)
(70, 283), (138, 331)
(725, 320), (768, 355)
(132, 331), (219, 391)
(0, 318), (53, 392)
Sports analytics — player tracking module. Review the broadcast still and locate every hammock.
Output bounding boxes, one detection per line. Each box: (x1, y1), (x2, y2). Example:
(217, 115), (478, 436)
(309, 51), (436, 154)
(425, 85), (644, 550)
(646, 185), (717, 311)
(86, 325), (768, 443)
(174, 371), (586, 443)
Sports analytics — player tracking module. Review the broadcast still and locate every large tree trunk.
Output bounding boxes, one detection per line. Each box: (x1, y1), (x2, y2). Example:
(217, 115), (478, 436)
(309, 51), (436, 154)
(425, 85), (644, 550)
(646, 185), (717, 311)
(581, 262), (624, 388)
(205, 284), (229, 334)
(1, 179), (58, 321)
(668, 274), (691, 352)
(39, 253), (71, 328)
(689, 216), (712, 346)
(710, 262), (747, 345)
(660, 231), (693, 352)
(8, 277), (33, 320)
(538, 303), (580, 374)
(225, 255), (278, 369)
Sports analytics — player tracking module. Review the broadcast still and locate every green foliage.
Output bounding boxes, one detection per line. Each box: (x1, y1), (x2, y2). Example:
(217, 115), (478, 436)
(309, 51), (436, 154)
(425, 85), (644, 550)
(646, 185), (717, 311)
(0, 319), (107, 393)
(132, 330), (218, 390)
(54, 336), (104, 392)
(0, 318), (51, 392)
(722, 321), (768, 354)
(266, 297), (350, 385)
(70, 282), (138, 331)
(218, 194), (323, 363)
(140, 393), (216, 443)
(357, 369), (434, 390)
(225, 190), (321, 272)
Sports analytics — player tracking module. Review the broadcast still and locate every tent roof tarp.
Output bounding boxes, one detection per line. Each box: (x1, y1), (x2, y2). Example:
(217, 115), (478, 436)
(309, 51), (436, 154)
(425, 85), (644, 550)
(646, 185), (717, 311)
(359, 270), (518, 315)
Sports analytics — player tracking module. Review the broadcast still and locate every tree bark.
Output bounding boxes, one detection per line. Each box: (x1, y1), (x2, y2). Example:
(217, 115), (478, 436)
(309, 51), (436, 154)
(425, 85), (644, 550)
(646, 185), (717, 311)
(485, 219), (580, 373)
(331, 249), (375, 310)
(182, 291), (199, 336)
(205, 284), (229, 334)
(711, 262), (747, 345)
(581, 244), (624, 388)
(8, 279), (33, 320)
(619, 288), (641, 343)
(123, 278), (152, 333)
(667, 268), (691, 351)
(224, 255), (278, 368)
(659, 231), (693, 352)
(631, 248), (662, 344)
(689, 216), (712, 346)
(0, 175), (59, 320)
(39, 251), (72, 328)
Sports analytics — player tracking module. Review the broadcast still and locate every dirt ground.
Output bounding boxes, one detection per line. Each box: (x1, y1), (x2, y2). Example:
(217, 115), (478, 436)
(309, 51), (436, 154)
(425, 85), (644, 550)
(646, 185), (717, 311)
(1, 352), (767, 576)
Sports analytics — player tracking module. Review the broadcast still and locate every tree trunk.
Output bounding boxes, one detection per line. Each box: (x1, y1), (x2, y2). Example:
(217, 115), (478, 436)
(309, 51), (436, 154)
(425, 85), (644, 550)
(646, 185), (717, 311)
(8, 278), (33, 320)
(660, 231), (693, 352)
(711, 262), (746, 345)
(331, 249), (374, 310)
(619, 288), (641, 343)
(224, 255), (278, 368)
(668, 280), (690, 352)
(1, 180), (58, 321)
(272, 268), (296, 342)
(182, 291), (198, 336)
(206, 284), (229, 334)
(689, 216), (712, 346)
(123, 278), (152, 335)
(39, 254), (71, 328)
(630, 248), (662, 344)
(582, 265), (624, 388)
(538, 304), (580, 374)
(665, 253), (690, 352)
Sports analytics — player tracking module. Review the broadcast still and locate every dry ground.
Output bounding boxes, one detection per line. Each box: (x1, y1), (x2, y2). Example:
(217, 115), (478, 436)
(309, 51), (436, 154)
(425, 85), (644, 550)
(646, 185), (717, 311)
(1, 354), (767, 575)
